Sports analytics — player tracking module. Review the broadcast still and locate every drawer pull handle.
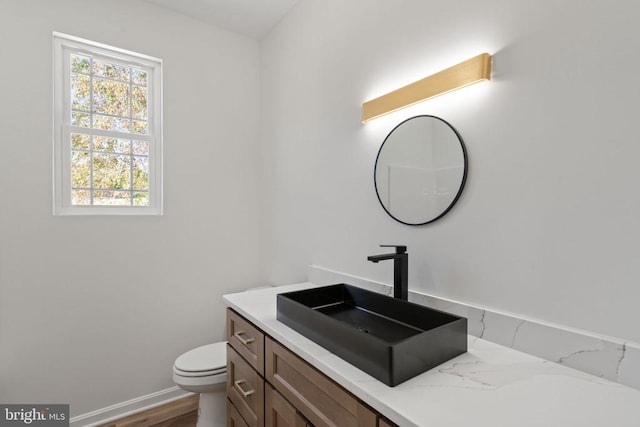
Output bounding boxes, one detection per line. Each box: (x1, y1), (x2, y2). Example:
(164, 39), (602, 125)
(234, 380), (255, 397)
(234, 331), (255, 346)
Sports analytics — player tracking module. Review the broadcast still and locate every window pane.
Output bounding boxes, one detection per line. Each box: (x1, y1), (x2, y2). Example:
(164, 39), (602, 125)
(94, 137), (130, 154)
(93, 114), (130, 132)
(133, 192), (149, 206)
(71, 55), (91, 74)
(71, 111), (90, 128)
(131, 69), (147, 86)
(71, 133), (90, 150)
(71, 73), (90, 111)
(132, 120), (148, 135)
(55, 34), (162, 215)
(93, 153), (131, 189)
(132, 140), (149, 155)
(72, 189), (91, 205)
(93, 59), (130, 82)
(93, 78), (130, 117)
(93, 190), (131, 206)
(132, 86), (147, 120)
(71, 151), (90, 188)
(132, 156), (149, 190)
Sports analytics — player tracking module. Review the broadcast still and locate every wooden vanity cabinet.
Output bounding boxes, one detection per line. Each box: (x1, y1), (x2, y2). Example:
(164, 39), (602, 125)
(227, 344), (264, 427)
(226, 308), (397, 427)
(378, 418), (396, 427)
(227, 399), (250, 427)
(266, 337), (376, 427)
(266, 384), (311, 427)
(227, 309), (265, 375)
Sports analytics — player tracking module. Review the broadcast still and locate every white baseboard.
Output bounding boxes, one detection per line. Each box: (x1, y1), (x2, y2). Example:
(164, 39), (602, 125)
(70, 386), (193, 427)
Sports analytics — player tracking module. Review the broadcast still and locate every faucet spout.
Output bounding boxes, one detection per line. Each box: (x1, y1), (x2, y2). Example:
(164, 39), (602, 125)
(367, 245), (408, 301)
(367, 253), (397, 263)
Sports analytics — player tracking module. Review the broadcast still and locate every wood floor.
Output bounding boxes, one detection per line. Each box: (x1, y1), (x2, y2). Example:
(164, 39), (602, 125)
(96, 395), (199, 427)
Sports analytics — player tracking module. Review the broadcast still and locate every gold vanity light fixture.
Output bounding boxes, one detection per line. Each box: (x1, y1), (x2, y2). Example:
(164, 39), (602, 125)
(361, 53), (492, 123)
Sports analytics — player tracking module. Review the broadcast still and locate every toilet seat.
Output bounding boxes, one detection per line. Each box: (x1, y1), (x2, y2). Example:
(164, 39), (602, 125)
(174, 342), (227, 374)
(173, 341), (226, 378)
(173, 342), (228, 393)
(173, 366), (226, 378)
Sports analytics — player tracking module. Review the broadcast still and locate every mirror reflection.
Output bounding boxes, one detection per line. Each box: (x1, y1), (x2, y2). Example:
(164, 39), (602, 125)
(374, 115), (467, 225)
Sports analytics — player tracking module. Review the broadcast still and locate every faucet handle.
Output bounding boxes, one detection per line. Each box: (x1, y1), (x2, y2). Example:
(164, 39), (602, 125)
(380, 245), (407, 254)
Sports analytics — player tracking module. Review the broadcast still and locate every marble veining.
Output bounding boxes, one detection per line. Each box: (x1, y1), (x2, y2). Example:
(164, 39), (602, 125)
(224, 282), (640, 426)
(308, 265), (640, 392)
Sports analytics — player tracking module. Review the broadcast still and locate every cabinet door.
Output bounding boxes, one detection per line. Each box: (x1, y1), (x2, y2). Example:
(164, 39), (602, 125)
(227, 399), (249, 427)
(266, 384), (310, 427)
(227, 345), (265, 427)
(266, 338), (376, 427)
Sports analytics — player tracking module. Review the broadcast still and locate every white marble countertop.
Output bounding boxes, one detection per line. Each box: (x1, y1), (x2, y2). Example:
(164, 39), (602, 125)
(224, 283), (640, 427)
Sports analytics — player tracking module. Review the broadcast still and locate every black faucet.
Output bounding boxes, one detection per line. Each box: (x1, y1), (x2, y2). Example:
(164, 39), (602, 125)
(367, 245), (408, 301)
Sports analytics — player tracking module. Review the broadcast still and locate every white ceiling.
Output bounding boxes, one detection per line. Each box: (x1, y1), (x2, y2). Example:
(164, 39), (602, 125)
(146, 0), (298, 39)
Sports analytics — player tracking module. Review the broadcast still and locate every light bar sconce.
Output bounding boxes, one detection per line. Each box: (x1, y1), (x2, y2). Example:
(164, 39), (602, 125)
(361, 53), (492, 123)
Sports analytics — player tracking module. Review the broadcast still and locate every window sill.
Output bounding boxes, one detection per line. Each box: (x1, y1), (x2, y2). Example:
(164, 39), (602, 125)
(54, 206), (163, 216)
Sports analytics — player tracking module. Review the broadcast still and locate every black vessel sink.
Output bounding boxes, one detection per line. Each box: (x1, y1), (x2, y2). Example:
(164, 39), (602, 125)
(277, 284), (467, 386)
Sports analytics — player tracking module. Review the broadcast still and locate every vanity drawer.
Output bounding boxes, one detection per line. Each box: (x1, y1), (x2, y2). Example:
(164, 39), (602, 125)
(266, 337), (376, 427)
(227, 398), (249, 427)
(227, 309), (265, 374)
(227, 344), (264, 427)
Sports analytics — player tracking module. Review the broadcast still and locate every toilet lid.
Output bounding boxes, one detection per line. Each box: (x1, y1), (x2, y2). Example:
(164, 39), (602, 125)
(174, 342), (227, 373)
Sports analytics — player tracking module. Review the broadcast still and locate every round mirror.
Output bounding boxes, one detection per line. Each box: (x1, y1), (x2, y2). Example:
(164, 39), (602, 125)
(374, 115), (468, 225)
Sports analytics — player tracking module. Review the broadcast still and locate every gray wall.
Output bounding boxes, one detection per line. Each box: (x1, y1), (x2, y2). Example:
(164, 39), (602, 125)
(259, 0), (640, 344)
(2, 0), (640, 418)
(0, 0), (263, 416)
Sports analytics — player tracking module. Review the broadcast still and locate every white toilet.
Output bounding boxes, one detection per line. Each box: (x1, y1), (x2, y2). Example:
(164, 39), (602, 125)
(173, 341), (227, 427)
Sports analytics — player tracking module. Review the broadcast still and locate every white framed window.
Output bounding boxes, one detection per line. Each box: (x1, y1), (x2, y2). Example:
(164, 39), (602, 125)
(53, 33), (163, 215)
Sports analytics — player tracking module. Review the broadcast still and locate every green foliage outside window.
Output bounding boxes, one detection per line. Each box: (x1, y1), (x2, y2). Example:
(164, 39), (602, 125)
(69, 54), (150, 206)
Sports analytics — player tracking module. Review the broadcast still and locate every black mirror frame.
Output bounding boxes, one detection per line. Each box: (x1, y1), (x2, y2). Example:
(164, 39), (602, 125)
(373, 115), (468, 226)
